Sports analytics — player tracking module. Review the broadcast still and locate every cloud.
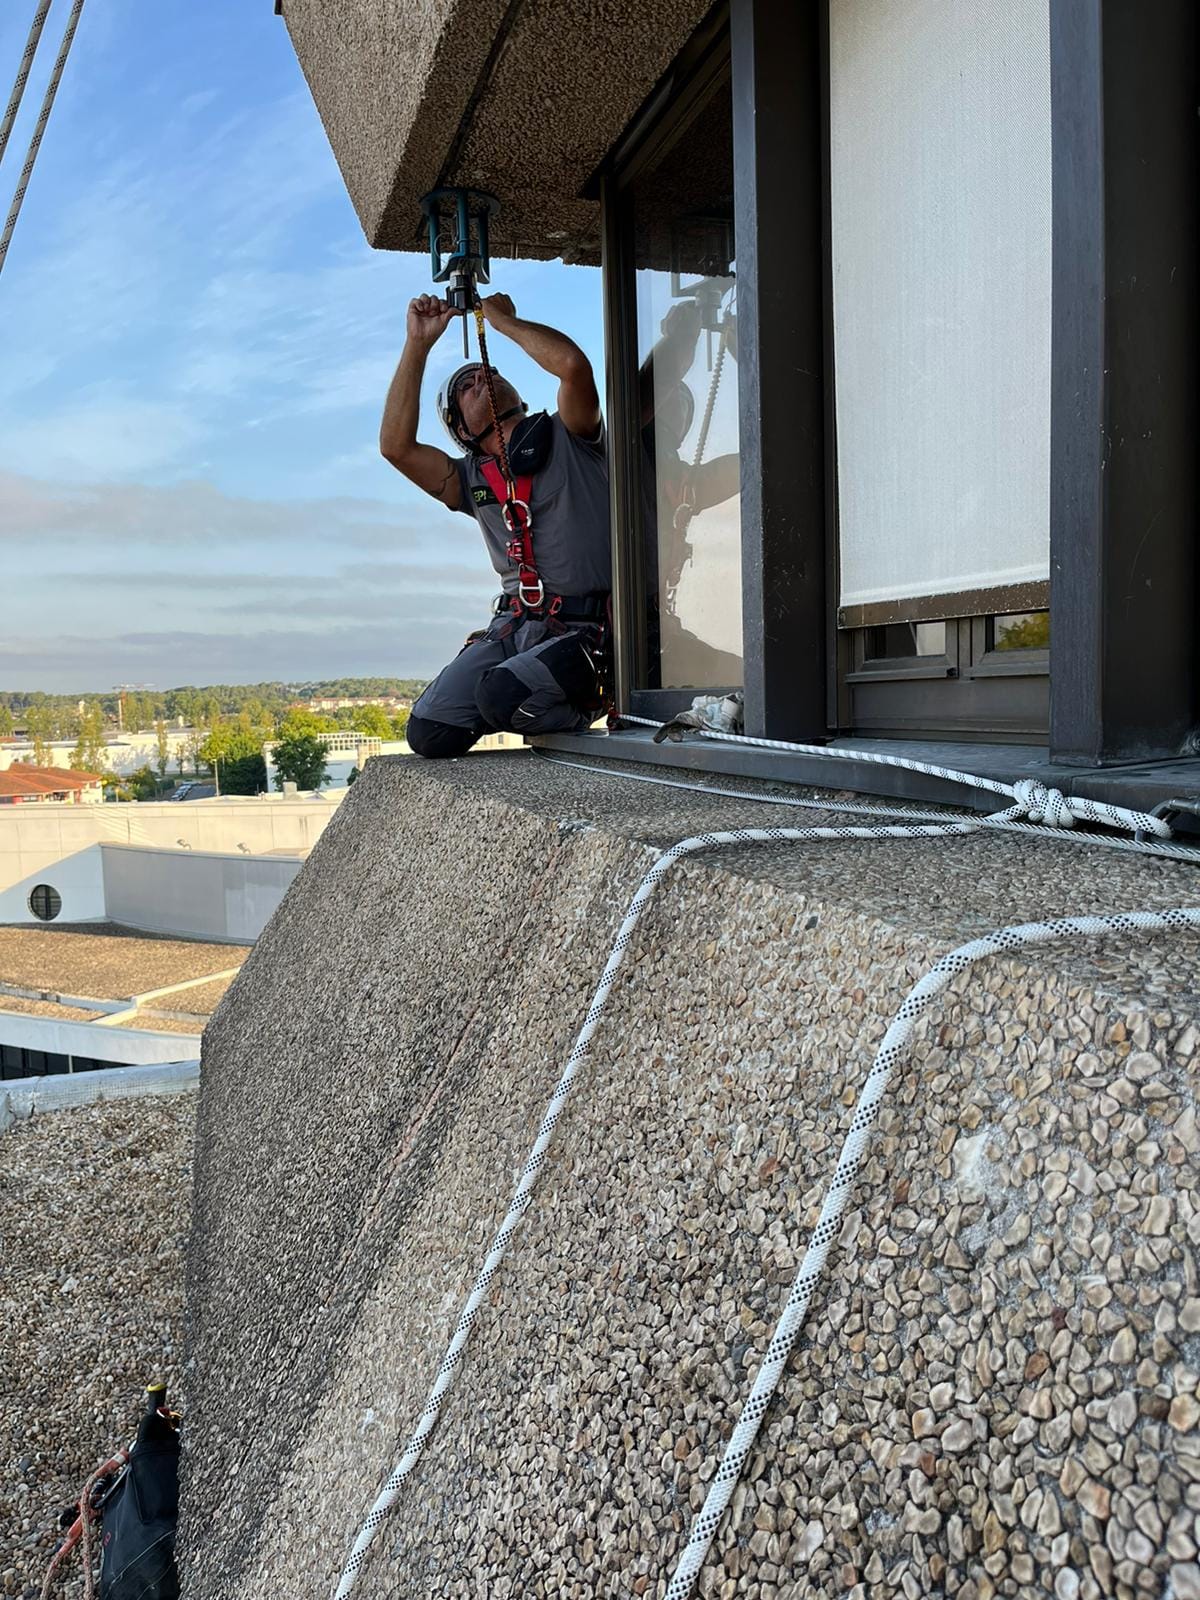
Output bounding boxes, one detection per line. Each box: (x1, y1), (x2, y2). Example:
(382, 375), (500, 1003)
(0, 468), (480, 559)
(0, 618), (486, 695)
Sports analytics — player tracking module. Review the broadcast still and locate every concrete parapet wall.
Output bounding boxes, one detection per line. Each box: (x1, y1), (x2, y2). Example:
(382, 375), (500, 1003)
(183, 754), (1200, 1600)
(99, 844), (302, 943)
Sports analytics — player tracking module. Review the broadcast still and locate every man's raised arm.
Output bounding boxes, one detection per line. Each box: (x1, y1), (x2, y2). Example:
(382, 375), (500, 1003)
(380, 296), (463, 508)
(477, 293), (601, 441)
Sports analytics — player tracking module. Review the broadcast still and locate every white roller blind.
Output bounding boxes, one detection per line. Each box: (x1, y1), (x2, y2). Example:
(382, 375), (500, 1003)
(831, 0), (1052, 610)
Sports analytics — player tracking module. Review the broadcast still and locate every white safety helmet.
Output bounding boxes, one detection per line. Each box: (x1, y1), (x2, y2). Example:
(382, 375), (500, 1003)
(434, 361), (527, 455)
(435, 362), (488, 450)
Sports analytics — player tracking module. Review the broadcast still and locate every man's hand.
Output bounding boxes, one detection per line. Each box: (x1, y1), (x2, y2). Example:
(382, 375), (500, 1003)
(479, 292), (516, 329)
(660, 299), (702, 347)
(406, 295), (458, 348)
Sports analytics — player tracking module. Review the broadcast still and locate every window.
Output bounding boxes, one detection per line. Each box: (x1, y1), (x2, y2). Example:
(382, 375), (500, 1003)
(629, 72), (742, 692)
(28, 883), (62, 922)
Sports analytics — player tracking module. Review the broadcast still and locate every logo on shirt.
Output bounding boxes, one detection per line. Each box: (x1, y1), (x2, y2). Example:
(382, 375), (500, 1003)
(471, 485), (499, 507)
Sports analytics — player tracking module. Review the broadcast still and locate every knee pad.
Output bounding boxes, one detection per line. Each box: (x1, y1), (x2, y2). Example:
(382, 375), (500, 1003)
(406, 715), (478, 759)
(537, 633), (600, 704)
(474, 667), (528, 733)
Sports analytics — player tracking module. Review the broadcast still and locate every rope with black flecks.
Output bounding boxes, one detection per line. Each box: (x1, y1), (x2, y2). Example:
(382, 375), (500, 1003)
(331, 803), (1200, 1595)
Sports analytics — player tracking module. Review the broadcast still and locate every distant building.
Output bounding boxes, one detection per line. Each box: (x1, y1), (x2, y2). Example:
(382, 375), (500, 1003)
(288, 696), (411, 714)
(0, 765), (104, 805)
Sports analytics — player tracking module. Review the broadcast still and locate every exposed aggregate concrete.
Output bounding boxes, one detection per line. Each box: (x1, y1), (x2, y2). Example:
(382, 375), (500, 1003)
(280, 0), (713, 260)
(182, 755), (1200, 1600)
(0, 1097), (194, 1598)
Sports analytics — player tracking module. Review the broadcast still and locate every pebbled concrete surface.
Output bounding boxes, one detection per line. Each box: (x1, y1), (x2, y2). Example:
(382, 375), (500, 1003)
(280, 0), (715, 260)
(182, 752), (1200, 1599)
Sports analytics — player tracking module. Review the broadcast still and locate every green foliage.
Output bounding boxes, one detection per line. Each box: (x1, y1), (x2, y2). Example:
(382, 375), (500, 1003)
(391, 708), (411, 741)
(273, 731), (331, 792)
(350, 704), (393, 739)
(0, 705), (13, 738)
(127, 765), (161, 802)
(0, 679), (426, 734)
(995, 613), (1050, 651)
(155, 719), (170, 779)
(279, 707), (338, 738)
(71, 701), (108, 773)
(25, 705), (55, 764)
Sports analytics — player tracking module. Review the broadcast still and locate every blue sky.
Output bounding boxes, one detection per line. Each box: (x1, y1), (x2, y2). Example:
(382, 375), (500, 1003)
(0, 0), (602, 692)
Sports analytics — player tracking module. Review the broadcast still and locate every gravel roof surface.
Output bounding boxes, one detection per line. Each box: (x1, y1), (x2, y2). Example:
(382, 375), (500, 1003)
(0, 926), (248, 1001)
(0, 1096), (194, 1598)
(161, 975), (238, 1016)
(129, 1014), (207, 1036)
(0, 998), (99, 1022)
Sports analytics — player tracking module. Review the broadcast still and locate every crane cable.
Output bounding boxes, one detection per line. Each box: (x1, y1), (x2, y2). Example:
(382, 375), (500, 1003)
(0, 0), (88, 281)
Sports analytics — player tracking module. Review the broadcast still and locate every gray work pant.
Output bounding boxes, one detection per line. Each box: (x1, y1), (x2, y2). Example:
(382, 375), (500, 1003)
(408, 612), (602, 758)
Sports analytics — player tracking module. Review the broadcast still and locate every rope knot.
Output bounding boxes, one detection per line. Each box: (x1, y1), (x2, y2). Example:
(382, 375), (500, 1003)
(1012, 779), (1076, 829)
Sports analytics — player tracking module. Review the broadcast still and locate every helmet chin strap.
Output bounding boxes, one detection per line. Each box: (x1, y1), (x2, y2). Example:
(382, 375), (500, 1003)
(464, 402), (526, 454)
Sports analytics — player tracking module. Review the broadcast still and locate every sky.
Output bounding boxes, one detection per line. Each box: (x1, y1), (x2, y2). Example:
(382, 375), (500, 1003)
(0, 0), (603, 693)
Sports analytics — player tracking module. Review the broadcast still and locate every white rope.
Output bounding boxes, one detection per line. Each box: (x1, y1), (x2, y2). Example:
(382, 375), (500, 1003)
(0, 0), (54, 169)
(533, 749), (1200, 866)
(334, 820), (968, 1595)
(332, 801), (1200, 1594)
(615, 714), (1174, 839)
(664, 903), (1200, 1595)
(0, 0), (87, 281)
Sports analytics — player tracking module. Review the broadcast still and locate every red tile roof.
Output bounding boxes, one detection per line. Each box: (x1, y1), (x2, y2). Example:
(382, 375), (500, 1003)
(0, 764), (102, 799)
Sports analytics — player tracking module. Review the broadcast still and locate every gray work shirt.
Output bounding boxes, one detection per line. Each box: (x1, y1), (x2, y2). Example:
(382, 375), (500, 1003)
(454, 412), (611, 597)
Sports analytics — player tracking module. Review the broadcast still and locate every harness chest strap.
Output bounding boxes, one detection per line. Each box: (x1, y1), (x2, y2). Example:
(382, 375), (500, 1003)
(478, 458), (542, 609)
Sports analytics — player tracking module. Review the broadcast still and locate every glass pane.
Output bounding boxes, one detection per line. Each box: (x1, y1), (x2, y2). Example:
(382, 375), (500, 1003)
(866, 621), (947, 659)
(631, 78), (742, 690)
(993, 611), (1049, 650)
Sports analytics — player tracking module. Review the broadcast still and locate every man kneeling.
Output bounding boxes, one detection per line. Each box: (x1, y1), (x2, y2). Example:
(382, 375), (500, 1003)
(380, 292), (611, 757)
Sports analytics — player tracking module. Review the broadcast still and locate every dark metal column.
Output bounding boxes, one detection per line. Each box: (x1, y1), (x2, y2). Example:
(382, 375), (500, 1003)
(1049, 0), (1198, 764)
(599, 173), (642, 711)
(730, 0), (826, 741)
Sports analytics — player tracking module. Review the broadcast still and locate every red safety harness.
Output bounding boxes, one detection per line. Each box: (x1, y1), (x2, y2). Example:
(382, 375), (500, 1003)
(477, 459), (544, 612)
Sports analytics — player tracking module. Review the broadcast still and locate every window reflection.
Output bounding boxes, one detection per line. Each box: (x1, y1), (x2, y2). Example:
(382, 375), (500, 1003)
(866, 621), (947, 660)
(632, 80), (742, 690)
(994, 612), (1050, 650)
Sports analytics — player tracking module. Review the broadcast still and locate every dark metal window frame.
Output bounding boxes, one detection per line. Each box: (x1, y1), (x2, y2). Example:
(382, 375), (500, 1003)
(28, 882), (62, 922)
(585, 0), (1196, 780)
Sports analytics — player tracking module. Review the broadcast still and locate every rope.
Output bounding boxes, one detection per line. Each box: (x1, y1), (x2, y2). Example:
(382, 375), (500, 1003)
(0, 0), (53, 169)
(664, 902), (1200, 1597)
(532, 749), (1200, 866)
(39, 1448), (127, 1600)
(690, 315), (728, 472)
(615, 714), (1175, 839)
(0, 0), (87, 282)
(471, 298), (514, 489)
(332, 803), (1200, 1594)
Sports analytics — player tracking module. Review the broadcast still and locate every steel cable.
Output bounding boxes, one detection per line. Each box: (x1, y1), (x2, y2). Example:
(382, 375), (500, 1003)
(0, 0), (87, 281)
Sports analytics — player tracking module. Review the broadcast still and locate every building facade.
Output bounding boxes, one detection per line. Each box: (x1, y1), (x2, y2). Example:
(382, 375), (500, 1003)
(278, 0), (1197, 806)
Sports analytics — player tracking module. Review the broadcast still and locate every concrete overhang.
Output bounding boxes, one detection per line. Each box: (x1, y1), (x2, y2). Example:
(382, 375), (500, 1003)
(278, 0), (718, 262)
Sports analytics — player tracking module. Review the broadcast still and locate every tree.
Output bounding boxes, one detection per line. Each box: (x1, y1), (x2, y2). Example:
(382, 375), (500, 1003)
(279, 707), (338, 738)
(155, 719), (170, 779)
(26, 705), (54, 765)
(0, 705), (13, 738)
(183, 731), (206, 776)
(390, 708), (411, 741)
(127, 764), (161, 801)
(351, 704), (393, 739)
(273, 731), (330, 791)
(199, 720), (267, 796)
(71, 701), (107, 773)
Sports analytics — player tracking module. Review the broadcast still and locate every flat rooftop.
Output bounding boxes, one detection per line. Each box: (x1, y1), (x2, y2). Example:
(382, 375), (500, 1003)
(0, 923), (249, 1037)
(0, 923), (248, 1001)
